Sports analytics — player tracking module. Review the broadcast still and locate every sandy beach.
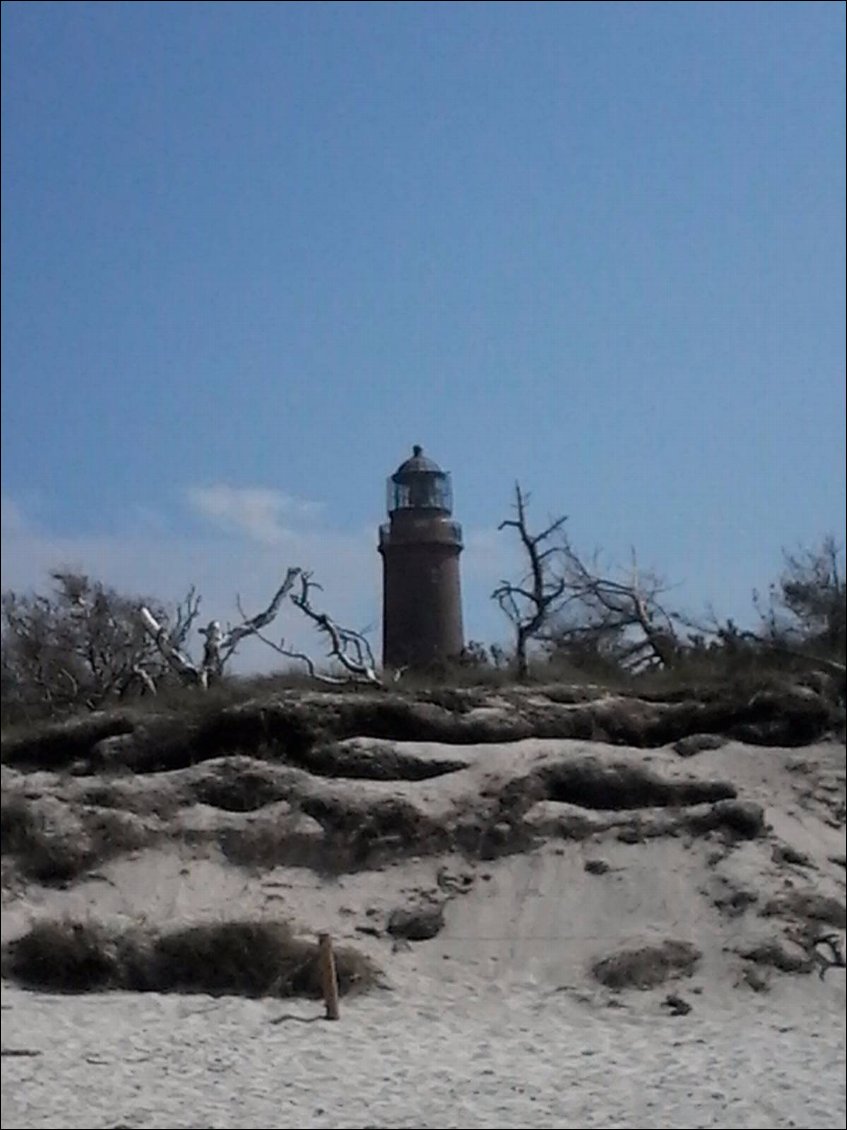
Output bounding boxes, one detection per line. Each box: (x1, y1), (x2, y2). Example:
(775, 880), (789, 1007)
(2, 974), (845, 1130)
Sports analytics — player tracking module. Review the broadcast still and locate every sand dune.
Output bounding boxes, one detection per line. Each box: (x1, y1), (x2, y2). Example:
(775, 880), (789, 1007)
(2, 687), (845, 1128)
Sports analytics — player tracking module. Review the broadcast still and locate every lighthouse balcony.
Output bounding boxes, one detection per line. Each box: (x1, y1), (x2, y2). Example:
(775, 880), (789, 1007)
(379, 517), (463, 549)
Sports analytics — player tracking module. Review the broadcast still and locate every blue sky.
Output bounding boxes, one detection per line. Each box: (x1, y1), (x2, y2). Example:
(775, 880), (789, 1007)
(2, 1), (845, 667)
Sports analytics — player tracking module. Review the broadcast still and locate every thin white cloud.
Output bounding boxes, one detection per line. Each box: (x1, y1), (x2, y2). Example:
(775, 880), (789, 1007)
(185, 485), (322, 544)
(1, 496), (26, 534)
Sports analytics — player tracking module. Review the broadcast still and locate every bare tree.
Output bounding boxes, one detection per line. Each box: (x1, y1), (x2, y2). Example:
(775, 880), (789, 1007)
(3, 563), (374, 719)
(140, 567), (301, 688)
(256, 571), (382, 686)
(1, 573), (199, 720)
(493, 484), (682, 678)
(492, 483), (569, 679)
(550, 546), (681, 672)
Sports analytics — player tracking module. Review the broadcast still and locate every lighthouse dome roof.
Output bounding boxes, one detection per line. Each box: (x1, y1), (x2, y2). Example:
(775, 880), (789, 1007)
(392, 445), (443, 479)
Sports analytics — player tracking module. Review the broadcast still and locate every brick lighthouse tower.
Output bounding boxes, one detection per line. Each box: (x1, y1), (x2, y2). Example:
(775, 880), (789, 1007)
(379, 446), (464, 670)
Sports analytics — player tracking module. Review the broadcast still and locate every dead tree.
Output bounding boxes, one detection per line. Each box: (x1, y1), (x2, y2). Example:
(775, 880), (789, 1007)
(1, 573), (200, 720)
(139, 608), (203, 686)
(492, 484), (569, 680)
(552, 546), (681, 672)
(255, 571), (382, 687)
(141, 567), (301, 688)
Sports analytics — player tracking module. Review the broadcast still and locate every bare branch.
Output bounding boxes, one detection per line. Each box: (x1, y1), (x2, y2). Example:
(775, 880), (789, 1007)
(541, 540), (683, 672)
(140, 606), (202, 684)
(493, 483), (570, 679)
(131, 664), (158, 696)
(56, 666), (80, 700)
(220, 567), (301, 661)
(252, 631), (353, 685)
(171, 586), (202, 650)
(287, 572), (382, 686)
(139, 569), (302, 689)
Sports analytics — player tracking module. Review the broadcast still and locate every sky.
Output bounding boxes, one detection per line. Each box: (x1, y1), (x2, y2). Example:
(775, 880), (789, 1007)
(2, 1), (845, 669)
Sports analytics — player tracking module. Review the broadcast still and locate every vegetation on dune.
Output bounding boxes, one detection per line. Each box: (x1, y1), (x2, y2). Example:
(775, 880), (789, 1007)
(1, 918), (380, 998)
(1, 479), (842, 728)
(591, 940), (702, 990)
(1, 675), (841, 783)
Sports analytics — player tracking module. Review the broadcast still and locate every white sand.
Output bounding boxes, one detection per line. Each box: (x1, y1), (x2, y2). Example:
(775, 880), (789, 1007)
(2, 977), (845, 1130)
(3, 736), (845, 1128)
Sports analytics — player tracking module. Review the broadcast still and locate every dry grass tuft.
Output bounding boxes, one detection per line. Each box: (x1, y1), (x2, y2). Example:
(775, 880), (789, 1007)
(591, 939), (701, 990)
(2, 918), (380, 998)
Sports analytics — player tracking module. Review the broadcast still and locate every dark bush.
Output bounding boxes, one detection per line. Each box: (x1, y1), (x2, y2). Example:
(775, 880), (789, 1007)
(1, 795), (94, 883)
(2, 918), (380, 998)
(592, 939), (701, 990)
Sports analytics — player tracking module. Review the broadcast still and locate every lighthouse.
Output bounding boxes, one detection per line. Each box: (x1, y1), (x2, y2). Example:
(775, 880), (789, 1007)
(378, 446), (464, 670)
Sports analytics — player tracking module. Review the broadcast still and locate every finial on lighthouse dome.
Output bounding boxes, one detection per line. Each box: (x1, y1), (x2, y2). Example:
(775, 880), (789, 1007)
(394, 445), (443, 476)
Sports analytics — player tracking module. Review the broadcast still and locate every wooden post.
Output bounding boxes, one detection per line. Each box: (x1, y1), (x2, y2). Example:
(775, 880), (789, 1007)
(318, 932), (340, 1020)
